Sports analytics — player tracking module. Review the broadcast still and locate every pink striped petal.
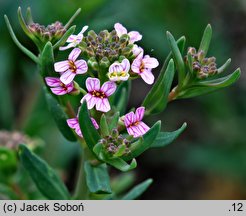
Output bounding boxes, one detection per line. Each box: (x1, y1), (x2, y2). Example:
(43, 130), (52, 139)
(60, 70), (76, 85)
(68, 48), (81, 61)
(91, 117), (99, 129)
(81, 94), (98, 109)
(140, 70), (155, 85)
(51, 86), (67, 95)
(132, 45), (143, 57)
(95, 98), (110, 112)
(128, 31), (142, 43)
(114, 23), (127, 37)
(59, 43), (75, 51)
(124, 111), (136, 127)
(127, 126), (140, 138)
(131, 58), (142, 74)
(54, 60), (69, 72)
(121, 59), (130, 72)
(45, 77), (61, 87)
(142, 55), (159, 68)
(135, 107), (145, 121)
(137, 121), (150, 134)
(66, 34), (77, 42)
(67, 118), (79, 129)
(101, 81), (117, 97)
(86, 78), (100, 92)
(75, 60), (88, 74)
(109, 63), (123, 73)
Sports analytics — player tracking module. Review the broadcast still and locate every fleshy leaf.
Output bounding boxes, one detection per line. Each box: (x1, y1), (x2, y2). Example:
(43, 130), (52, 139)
(199, 24), (212, 56)
(100, 114), (109, 137)
(218, 58), (231, 74)
(151, 122), (187, 148)
(64, 8), (81, 29)
(44, 88), (77, 141)
(143, 59), (175, 114)
(166, 31), (186, 84)
(79, 102), (101, 155)
(84, 161), (112, 194)
(123, 121), (161, 161)
(40, 42), (54, 77)
(19, 144), (70, 200)
(108, 112), (120, 131)
(122, 179), (153, 200)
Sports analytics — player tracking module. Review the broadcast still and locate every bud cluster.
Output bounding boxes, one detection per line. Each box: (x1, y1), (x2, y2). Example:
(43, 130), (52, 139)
(28, 21), (66, 43)
(99, 129), (131, 157)
(186, 47), (218, 79)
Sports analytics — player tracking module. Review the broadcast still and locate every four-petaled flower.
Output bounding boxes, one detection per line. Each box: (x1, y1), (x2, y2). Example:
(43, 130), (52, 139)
(114, 23), (142, 44)
(81, 78), (117, 112)
(108, 59), (130, 82)
(45, 77), (74, 95)
(54, 48), (88, 85)
(67, 117), (99, 138)
(123, 107), (149, 138)
(59, 26), (88, 51)
(131, 51), (159, 85)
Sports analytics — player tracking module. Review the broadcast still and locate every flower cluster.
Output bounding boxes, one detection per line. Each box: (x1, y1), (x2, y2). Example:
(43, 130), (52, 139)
(46, 23), (158, 140)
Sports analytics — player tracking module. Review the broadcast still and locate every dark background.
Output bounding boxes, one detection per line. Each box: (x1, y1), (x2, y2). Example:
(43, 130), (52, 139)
(0, 0), (246, 199)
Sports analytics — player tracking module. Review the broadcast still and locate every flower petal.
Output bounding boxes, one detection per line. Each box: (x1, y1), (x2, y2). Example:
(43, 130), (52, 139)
(126, 126), (137, 137)
(68, 48), (81, 61)
(128, 31), (142, 43)
(109, 62), (123, 73)
(86, 78), (100, 92)
(132, 45), (143, 57)
(137, 121), (150, 134)
(75, 60), (88, 74)
(54, 60), (69, 72)
(124, 111), (136, 127)
(51, 87), (67, 95)
(59, 43), (75, 51)
(81, 94), (97, 109)
(67, 118), (79, 129)
(91, 117), (99, 129)
(45, 77), (61, 87)
(140, 70), (155, 85)
(131, 58), (142, 74)
(60, 70), (76, 84)
(121, 59), (130, 72)
(114, 23), (127, 37)
(101, 81), (117, 97)
(66, 34), (77, 42)
(135, 107), (145, 121)
(79, 25), (89, 34)
(95, 98), (111, 112)
(142, 55), (159, 68)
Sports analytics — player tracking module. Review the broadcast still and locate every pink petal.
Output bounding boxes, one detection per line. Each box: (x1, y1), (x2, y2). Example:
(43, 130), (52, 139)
(121, 59), (130, 72)
(67, 118), (79, 129)
(132, 45), (144, 57)
(60, 70), (76, 85)
(66, 34), (77, 42)
(91, 117), (99, 129)
(45, 77), (61, 87)
(142, 56), (159, 68)
(131, 58), (142, 74)
(127, 126), (141, 138)
(81, 94), (97, 109)
(114, 23), (127, 37)
(54, 60), (69, 72)
(51, 87), (67, 95)
(79, 25), (89, 34)
(101, 81), (117, 97)
(140, 70), (155, 85)
(135, 107), (145, 121)
(95, 98), (110, 112)
(124, 112), (136, 127)
(68, 48), (81, 61)
(137, 121), (150, 134)
(128, 31), (142, 43)
(59, 43), (75, 51)
(75, 127), (83, 137)
(126, 127), (136, 137)
(75, 60), (88, 74)
(86, 78), (101, 92)
(66, 83), (74, 93)
(109, 62), (123, 73)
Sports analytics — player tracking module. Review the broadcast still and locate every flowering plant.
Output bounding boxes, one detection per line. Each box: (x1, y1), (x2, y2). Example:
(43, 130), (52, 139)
(2, 7), (240, 200)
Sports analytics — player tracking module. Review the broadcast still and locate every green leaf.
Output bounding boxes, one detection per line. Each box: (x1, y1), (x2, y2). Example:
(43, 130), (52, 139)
(4, 15), (39, 63)
(104, 158), (137, 172)
(199, 24), (212, 56)
(64, 8), (81, 29)
(143, 59), (175, 114)
(40, 42), (54, 77)
(79, 102), (101, 155)
(84, 161), (112, 194)
(111, 81), (131, 115)
(108, 112), (120, 131)
(26, 7), (33, 24)
(166, 31), (186, 84)
(53, 25), (76, 50)
(178, 68), (241, 99)
(122, 179), (153, 200)
(151, 122), (187, 148)
(123, 121), (161, 161)
(19, 144), (70, 200)
(218, 58), (231, 74)
(100, 114), (109, 137)
(44, 88), (77, 141)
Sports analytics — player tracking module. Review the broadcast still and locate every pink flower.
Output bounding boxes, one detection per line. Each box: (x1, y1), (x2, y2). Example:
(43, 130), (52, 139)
(45, 77), (74, 95)
(123, 107), (150, 138)
(131, 52), (159, 85)
(81, 78), (117, 112)
(67, 117), (99, 138)
(54, 48), (88, 85)
(114, 23), (142, 43)
(108, 59), (130, 82)
(59, 26), (88, 51)
(132, 45), (143, 57)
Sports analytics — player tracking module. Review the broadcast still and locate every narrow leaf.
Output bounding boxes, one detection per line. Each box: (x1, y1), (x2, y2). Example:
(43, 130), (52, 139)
(166, 31), (186, 84)
(151, 122), (187, 148)
(199, 24), (212, 56)
(218, 58), (231, 74)
(19, 144), (70, 200)
(40, 42), (54, 77)
(65, 8), (81, 29)
(17, 7), (32, 37)
(108, 112), (119, 131)
(4, 15), (39, 63)
(84, 161), (112, 194)
(26, 7), (33, 24)
(143, 59), (175, 114)
(100, 114), (109, 137)
(44, 88), (77, 141)
(123, 121), (161, 161)
(122, 179), (153, 200)
(104, 158), (137, 172)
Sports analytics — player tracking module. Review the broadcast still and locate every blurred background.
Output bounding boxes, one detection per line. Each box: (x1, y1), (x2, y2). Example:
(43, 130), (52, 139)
(0, 0), (246, 199)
